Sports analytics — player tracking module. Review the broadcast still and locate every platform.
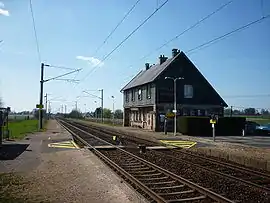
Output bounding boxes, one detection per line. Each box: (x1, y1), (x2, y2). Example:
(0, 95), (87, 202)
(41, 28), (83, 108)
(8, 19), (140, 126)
(0, 120), (147, 203)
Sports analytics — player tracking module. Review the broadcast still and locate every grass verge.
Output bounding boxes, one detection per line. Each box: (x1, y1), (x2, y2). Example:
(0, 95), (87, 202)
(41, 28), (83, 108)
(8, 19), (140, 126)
(7, 120), (39, 139)
(246, 117), (270, 125)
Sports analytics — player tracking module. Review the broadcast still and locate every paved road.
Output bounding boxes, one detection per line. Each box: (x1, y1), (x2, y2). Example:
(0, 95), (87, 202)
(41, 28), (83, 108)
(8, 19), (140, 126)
(201, 136), (270, 148)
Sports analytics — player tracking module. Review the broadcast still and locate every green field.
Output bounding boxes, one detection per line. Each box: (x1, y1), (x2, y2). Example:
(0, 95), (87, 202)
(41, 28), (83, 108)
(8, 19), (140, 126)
(246, 117), (270, 125)
(7, 120), (39, 139)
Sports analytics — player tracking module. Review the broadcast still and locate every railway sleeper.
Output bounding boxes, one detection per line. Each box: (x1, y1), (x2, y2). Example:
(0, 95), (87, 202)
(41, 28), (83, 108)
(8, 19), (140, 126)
(153, 184), (186, 190)
(166, 195), (207, 203)
(145, 180), (176, 185)
(139, 176), (169, 181)
(157, 189), (195, 196)
(133, 172), (163, 177)
(130, 169), (157, 174)
(125, 167), (150, 171)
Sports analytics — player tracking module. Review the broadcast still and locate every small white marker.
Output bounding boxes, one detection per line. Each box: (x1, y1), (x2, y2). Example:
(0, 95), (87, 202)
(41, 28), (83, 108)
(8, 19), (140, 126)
(48, 137), (51, 140)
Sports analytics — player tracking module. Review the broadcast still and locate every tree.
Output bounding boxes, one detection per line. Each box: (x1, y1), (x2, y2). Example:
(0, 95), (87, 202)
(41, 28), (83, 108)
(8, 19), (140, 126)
(114, 109), (123, 119)
(103, 108), (112, 119)
(244, 108), (256, 115)
(261, 109), (270, 115)
(224, 108), (231, 115)
(0, 97), (3, 108)
(94, 107), (102, 118)
(34, 109), (46, 119)
(68, 110), (82, 118)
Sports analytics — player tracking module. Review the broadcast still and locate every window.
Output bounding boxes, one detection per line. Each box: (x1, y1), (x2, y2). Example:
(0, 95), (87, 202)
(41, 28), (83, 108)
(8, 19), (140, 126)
(131, 89), (135, 101)
(184, 85), (193, 98)
(138, 88), (142, 100)
(190, 109), (196, 116)
(125, 91), (129, 102)
(146, 84), (151, 99)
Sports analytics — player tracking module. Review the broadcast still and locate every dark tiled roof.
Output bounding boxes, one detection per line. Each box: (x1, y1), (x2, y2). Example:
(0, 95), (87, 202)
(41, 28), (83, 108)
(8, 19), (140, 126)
(121, 53), (179, 91)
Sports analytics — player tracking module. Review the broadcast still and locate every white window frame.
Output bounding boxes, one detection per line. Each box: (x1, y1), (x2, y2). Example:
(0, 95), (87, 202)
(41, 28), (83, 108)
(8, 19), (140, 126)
(184, 85), (193, 98)
(138, 88), (142, 100)
(146, 84), (151, 99)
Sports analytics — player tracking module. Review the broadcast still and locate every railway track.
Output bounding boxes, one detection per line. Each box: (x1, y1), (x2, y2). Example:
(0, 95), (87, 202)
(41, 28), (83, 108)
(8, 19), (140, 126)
(65, 119), (156, 146)
(163, 149), (270, 192)
(58, 119), (233, 203)
(66, 119), (270, 193)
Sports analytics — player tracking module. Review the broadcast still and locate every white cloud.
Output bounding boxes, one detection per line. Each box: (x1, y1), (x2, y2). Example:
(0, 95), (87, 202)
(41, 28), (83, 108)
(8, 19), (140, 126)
(76, 56), (104, 67)
(0, 2), (9, 16)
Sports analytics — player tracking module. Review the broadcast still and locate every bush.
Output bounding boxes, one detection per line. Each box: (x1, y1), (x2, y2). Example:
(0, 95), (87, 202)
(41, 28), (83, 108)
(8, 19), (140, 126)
(177, 116), (211, 136)
(216, 117), (246, 136)
(177, 116), (246, 137)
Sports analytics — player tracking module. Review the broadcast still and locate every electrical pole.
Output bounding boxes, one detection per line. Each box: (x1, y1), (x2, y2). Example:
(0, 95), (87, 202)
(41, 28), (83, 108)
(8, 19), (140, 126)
(112, 96), (115, 125)
(39, 63), (44, 130)
(174, 79), (177, 136)
(165, 76), (184, 136)
(65, 105), (67, 114)
(230, 106), (233, 117)
(44, 93), (48, 114)
(101, 89), (104, 123)
(49, 101), (51, 119)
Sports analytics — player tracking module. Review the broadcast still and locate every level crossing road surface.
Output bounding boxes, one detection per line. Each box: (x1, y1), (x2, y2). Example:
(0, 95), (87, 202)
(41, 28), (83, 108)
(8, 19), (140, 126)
(199, 136), (270, 148)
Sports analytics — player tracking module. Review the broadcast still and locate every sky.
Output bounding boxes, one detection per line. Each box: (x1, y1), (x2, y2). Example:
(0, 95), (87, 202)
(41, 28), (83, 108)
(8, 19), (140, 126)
(0, 0), (269, 113)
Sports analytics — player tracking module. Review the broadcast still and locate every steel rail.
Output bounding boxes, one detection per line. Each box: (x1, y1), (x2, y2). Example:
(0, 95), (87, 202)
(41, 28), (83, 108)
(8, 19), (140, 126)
(153, 150), (270, 192)
(58, 119), (234, 203)
(70, 119), (270, 191)
(174, 150), (270, 178)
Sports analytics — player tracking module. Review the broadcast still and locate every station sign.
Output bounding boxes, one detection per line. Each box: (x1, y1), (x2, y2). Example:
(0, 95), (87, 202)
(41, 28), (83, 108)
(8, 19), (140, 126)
(166, 112), (175, 118)
(36, 104), (44, 109)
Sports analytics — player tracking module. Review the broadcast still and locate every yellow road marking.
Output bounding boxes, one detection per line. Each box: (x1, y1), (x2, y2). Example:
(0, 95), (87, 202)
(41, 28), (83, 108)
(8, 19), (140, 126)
(48, 140), (79, 149)
(160, 140), (197, 149)
(71, 141), (80, 149)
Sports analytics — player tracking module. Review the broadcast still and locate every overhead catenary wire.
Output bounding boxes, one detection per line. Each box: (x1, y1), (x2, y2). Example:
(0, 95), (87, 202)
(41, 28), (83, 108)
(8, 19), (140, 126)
(223, 94), (270, 98)
(186, 14), (270, 54)
(93, 0), (142, 55)
(79, 0), (169, 82)
(71, 0), (141, 87)
(29, 0), (41, 63)
(137, 0), (233, 63)
(122, 13), (270, 86)
(46, 64), (79, 71)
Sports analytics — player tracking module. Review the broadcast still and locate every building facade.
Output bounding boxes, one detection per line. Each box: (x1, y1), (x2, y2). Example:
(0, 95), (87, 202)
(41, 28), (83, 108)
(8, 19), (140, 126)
(121, 48), (228, 131)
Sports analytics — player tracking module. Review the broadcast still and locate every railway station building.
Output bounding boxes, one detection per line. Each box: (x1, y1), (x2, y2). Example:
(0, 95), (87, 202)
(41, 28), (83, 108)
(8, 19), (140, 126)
(120, 48), (228, 131)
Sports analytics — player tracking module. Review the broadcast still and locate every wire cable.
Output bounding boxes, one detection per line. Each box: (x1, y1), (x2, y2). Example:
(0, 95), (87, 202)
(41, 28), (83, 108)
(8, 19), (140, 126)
(47, 64), (79, 71)
(29, 0), (41, 63)
(79, 0), (169, 82)
(93, 0), (142, 55)
(186, 14), (270, 54)
(224, 94), (270, 98)
(138, 0), (233, 62)
(122, 13), (270, 90)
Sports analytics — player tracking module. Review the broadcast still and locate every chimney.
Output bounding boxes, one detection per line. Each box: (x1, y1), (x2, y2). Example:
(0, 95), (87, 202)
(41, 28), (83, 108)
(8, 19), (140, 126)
(172, 48), (179, 57)
(159, 55), (168, 65)
(145, 63), (150, 70)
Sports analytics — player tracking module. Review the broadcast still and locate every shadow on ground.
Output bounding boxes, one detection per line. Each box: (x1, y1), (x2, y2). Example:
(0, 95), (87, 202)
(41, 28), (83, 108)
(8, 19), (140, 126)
(0, 144), (29, 160)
